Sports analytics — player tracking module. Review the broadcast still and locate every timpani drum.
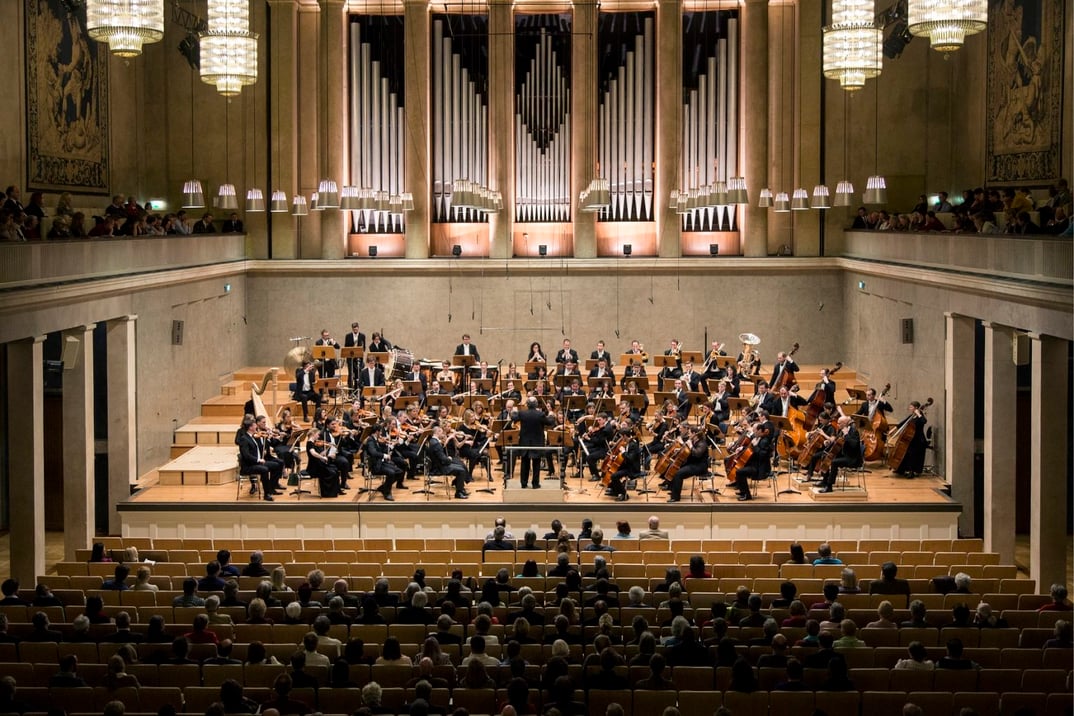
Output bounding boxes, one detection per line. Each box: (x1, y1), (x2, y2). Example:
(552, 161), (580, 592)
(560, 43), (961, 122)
(384, 348), (415, 382)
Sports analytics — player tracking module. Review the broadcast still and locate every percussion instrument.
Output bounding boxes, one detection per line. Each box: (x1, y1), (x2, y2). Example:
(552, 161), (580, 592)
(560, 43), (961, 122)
(384, 348), (415, 382)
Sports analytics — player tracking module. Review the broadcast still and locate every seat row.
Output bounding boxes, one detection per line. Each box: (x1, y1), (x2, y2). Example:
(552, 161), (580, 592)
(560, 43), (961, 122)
(90, 537), (988, 554)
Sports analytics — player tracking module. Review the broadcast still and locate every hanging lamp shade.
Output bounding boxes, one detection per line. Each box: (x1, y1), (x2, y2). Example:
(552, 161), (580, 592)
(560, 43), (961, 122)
(863, 175), (888, 204)
(244, 188), (265, 212)
(401, 192), (415, 212)
(269, 190), (288, 213)
(758, 187), (773, 208)
(317, 180), (339, 209)
(811, 184), (832, 209)
(86, 0), (165, 58)
(182, 179), (205, 209)
(773, 191), (791, 212)
(834, 180), (855, 207)
(292, 195), (308, 216)
(791, 188), (810, 210)
(217, 183), (238, 210)
(907, 0), (987, 53)
(727, 176), (749, 204)
(713, 181), (729, 205)
(310, 192), (319, 211)
(339, 186), (359, 210)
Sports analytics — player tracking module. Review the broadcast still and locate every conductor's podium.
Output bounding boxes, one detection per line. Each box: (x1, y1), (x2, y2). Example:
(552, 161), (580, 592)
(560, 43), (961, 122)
(157, 446), (238, 485)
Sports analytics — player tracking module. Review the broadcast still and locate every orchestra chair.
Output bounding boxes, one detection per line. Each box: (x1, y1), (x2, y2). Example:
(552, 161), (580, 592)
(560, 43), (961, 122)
(360, 452), (387, 501)
(236, 454), (260, 500)
(419, 452), (450, 500)
(920, 426), (938, 475)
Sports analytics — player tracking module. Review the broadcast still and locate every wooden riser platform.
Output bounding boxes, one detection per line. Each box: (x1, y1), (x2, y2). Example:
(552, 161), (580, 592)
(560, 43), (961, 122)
(157, 446), (238, 485)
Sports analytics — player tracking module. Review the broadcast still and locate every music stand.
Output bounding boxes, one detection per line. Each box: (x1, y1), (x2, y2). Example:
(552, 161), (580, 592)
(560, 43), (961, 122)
(500, 429), (520, 485)
(553, 374), (573, 389)
(452, 354), (476, 394)
(618, 394), (646, 411)
(471, 378), (494, 395)
(851, 414), (872, 430)
(366, 351), (389, 366)
(681, 350), (702, 364)
(524, 361), (546, 375)
(286, 428), (312, 497)
(546, 429), (576, 490)
(653, 355), (677, 368)
(689, 392), (708, 407)
(845, 387), (869, 401)
(654, 391), (675, 408)
(340, 346), (363, 389)
(621, 375), (651, 392)
(402, 381), (423, 398)
(705, 379), (723, 393)
(728, 397), (752, 416)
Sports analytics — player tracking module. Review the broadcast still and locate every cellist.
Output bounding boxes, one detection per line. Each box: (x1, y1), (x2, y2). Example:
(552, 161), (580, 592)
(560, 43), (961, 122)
(732, 410), (774, 501)
(816, 416), (862, 493)
(605, 422), (640, 502)
(665, 425), (710, 503)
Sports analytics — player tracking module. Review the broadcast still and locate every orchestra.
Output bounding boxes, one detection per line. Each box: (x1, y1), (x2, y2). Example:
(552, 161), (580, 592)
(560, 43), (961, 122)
(228, 327), (918, 505)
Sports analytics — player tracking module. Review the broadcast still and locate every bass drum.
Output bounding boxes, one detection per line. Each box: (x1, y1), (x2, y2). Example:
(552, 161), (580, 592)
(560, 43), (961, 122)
(384, 348), (415, 383)
(284, 346), (314, 376)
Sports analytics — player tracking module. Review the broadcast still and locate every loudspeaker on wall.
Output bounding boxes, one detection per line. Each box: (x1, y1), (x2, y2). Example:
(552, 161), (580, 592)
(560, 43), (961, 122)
(901, 318), (914, 344)
(172, 320), (184, 346)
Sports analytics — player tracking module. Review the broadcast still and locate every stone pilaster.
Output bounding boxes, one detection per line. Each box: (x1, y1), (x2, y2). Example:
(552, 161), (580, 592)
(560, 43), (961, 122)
(740, 0), (769, 256)
(981, 321), (1016, 562)
(487, 0), (514, 259)
(655, 0), (683, 257)
(8, 336), (46, 583)
(403, 0), (431, 258)
(945, 312), (976, 536)
(1029, 333), (1069, 587)
(107, 316), (138, 535)
(571, 2), (598, 258)
(62, 324), (96, 560)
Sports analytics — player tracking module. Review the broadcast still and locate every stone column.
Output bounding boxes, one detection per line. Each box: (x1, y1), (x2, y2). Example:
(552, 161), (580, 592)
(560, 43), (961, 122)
(403, 0), (431, 258)
(571, 3), (598, 258)
(107, 316), (138, 535)
(740, 0), (768, 256)
(268, 0), (300, 259)
(1028, 333), (1069, 588)
(792, 0), (822, 256)
(297, 2), (323, 258)
(981, 321), (1016, 562)
(62, 324), (96, 560)
(7, 336), (45, 583)
(320, 0), (346, 259)
(945, 312), (976, 536)
(655, 0), (683, 258)
(487, 0), (514, 259)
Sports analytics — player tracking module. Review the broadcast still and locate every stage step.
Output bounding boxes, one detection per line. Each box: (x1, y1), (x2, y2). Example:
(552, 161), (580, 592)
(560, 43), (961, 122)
(807, 482), (868, 501)
(175, 420), (242, 446)
(157, 446), (238, 486)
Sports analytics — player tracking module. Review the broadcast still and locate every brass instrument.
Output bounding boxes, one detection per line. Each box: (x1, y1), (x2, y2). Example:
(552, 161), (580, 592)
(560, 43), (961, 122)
(737, 333), (761, 376)
(701, 343), (726, 373)
(638, 342), (648, 362)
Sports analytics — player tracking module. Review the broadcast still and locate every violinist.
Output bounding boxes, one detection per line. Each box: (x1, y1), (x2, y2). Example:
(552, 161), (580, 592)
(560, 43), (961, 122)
(275, 408), (301, 475)
(426, 426), (472, 499)
(343, 400), (366, 430)
(237, 414), (277, 501)
(311, 407), (329, 432)
(606, 423), (640, 502)
(615, 399), (638, 426)
(254, 414), (286, 493)
(324, 417), (354, 490)
(364, 423), (402, 500)
(391, 407), (423, 484)
(315, 329), (341, 378)
(453, 409), (486, 474)
(665, 426), (709, 503)
(293, 360), (322, 421)
(732, 410), (774, 501)
(856, 388), (893, 422)
(770, 351), (799, 389)
(817, 416), (861, 493)
(527, 342), (547, 364)
(582, 412), (615, 481)
(306, 427), (342, 498)
(513, 396), (555, 488)
(891, 401), (928, 477)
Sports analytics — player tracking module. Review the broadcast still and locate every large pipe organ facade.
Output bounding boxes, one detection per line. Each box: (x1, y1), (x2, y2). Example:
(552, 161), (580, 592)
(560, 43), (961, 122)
(291, 0), (797, 259)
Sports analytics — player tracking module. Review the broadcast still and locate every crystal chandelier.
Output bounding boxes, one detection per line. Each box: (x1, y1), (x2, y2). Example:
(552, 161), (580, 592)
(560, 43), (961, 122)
(822, 0), (882, 91)
(86, 0), (165, 58)
(200, 0), (259, 96)
(907, 0), (987, 53)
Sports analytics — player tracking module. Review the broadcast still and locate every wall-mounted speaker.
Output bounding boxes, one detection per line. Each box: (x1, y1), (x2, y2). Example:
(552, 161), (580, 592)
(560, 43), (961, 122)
(901, 318), (914, 344)
(61, 335), (81, 371)
(172, 320), (184, 346)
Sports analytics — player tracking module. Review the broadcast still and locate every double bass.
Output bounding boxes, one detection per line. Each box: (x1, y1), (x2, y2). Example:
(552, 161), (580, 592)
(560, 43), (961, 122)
(777, 405), (809, 460)
(801, 362), (843, 429)
(885, 397), (933, 470)
(860, 383), (892, 462)
(771, 343), (801, 391)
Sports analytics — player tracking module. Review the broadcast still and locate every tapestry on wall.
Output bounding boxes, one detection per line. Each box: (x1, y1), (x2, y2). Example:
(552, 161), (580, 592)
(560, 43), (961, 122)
(986, 0), (1064, 184)
(25, 0), (110, 193)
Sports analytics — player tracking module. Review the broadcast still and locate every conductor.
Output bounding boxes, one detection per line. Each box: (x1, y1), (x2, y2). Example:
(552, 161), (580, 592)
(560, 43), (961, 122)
(513, 397), (555, 489)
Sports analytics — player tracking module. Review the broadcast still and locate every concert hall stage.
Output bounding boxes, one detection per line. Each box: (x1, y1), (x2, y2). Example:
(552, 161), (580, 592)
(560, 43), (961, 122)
(118, 471), (961, 544)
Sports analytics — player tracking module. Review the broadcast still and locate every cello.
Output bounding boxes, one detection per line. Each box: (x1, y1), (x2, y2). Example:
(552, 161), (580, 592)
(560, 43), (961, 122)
(600, 433), (630, 486)
(771, 342), (801, 391)
(860, 383), (891, 462)
(885, 397), (933, 471)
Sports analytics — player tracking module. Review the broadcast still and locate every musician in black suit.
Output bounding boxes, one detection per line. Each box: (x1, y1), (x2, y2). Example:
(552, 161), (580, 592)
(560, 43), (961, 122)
(513, 397), (555, 488)
(583, 413), (615, 481)
(306, 428), (341, 497)
(619, 361), (646, 390)
(733, 412), (774, 501)
(671, 379), (692, 421)
(405, 365), (427, 401)
(590, 341), (613, 365)
(426, 427), (472, 499)
(815, 368), (837, 405)
(606, 425), (641, 502)
(367, 332), (391, 353)
(344, 323), (366, 389)
(891, 401), (928, 477)
(818, 416), (862, 492)
(323, 418), (354, 491)
(237, 415), (276, 501)
(364, 425), (402, 500)
(588, 359), (615, 382)
(315, 329), (341, 378)
(770, 351), (799, 388)
(293, 361), (322, 421)
(855, 388), (893, 421)
(555, 339), (579, 365)
(658, 340), (683, 390)
(359, 357), (386, 389)
(471, 360), (497, 382)
(666, 426), (710, 502)
(752, 380), (781, 416)
(774, 385), (809, 418)
(680, 360), (705, 393)
(254, 414), (285, 492)
(454, 334), (480, 361)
